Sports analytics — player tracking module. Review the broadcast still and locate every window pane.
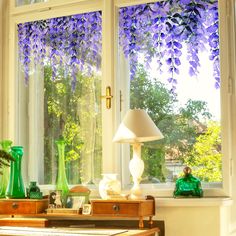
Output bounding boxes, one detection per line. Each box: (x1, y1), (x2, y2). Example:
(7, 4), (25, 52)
(16, 0), (47, 7)
(119, 1), (222, 186)
(17, 12), (102, 185)
(44, 68), (102, 185)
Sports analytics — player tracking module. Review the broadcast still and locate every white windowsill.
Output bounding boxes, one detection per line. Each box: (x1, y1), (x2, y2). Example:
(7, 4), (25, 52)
(40, 185), (232, 208)
(155, 197), (232, 207)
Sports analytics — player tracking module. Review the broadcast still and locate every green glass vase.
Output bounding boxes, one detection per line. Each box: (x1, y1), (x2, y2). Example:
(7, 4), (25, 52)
(0, 140), (12, 198)
(6, 146), (25, 199)
(55, 139), (69, 198)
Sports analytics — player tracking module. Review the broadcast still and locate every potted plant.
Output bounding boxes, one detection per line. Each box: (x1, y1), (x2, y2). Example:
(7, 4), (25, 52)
(0, 150), (14, 175)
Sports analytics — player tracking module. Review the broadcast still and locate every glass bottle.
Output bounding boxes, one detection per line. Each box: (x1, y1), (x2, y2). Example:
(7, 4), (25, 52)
(5, 146), (25, 199)
(29, 181), (40, 192)
(55, 139), (69, 198)
(27, 181), (40, 198)
(0, 140), (12, 198)
(173, 166), (203, 198)
(99, 174), (121, 199)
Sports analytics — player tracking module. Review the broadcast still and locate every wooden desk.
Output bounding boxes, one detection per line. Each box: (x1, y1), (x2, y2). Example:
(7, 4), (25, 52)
(0, 197), (155, 229)
(0, 226), (159, 235)
(0, 197), (160, 234)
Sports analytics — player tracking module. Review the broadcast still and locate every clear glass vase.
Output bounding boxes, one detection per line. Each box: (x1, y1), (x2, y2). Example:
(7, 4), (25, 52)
(99, 174), (121, 199)
(5, 146), (25, 199)
(55, 139), (69, 199)
(0, 140), (13, 198)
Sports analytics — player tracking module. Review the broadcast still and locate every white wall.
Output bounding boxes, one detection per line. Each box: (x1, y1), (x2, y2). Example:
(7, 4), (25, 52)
(155, 198), (231, 236)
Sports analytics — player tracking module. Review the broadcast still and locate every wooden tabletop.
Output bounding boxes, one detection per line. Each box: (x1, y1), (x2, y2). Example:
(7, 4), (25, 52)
(0, 226), (160, 235)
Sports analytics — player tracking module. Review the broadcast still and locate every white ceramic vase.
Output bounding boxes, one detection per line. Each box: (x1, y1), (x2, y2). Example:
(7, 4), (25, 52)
(98, 174), (121, 199)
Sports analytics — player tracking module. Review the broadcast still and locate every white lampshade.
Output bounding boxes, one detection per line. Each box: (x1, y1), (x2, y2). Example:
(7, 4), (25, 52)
(113, 109), (164, 199)
(113, 109), (164, 143)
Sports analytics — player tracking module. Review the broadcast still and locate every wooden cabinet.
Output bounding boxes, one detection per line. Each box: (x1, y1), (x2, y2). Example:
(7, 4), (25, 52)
(0, 199), (48, 215)
(91, 198), (155, 228)
(0, 198), (156, 229)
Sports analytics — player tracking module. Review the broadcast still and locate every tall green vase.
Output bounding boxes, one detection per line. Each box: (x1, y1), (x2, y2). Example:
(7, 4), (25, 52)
(0, 140), (12, 198)
(6, 146), (25, 199)
(55, 139), (69, 199)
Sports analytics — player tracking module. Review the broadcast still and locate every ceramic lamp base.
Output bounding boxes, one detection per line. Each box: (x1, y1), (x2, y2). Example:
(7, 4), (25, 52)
(129, 143), (144, 199)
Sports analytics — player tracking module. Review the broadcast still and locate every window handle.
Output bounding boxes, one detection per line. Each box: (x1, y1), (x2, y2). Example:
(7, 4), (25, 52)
(119, 90), (124, 112)
(101, 86), (113, 109)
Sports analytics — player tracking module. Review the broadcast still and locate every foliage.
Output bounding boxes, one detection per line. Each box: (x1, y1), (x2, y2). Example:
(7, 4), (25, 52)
(179, 100), (212, 122)
(44, 65), (102, 184)
(183, 121), (222, 182)
(130, 65), (220, 182)
(0, 150), (14, 175)
(119, 0), (219, 91)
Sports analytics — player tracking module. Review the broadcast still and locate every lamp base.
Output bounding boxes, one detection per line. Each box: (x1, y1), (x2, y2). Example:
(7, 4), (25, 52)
(129, 181), (144, 200)
(129, 143), (144, 200)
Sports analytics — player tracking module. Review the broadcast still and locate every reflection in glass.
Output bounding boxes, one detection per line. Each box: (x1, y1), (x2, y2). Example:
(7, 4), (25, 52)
(16, 0), (47, 7)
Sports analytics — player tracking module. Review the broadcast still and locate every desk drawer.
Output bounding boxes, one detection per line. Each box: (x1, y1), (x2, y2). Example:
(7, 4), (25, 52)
(0, 199), (48, 214)
(92, 202), (141, 216)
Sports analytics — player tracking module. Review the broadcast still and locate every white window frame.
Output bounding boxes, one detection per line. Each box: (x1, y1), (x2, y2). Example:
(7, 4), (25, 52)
(0, 1), (3, 140)
(6, 0), (118, 190)
(114, 0), (234, 197)
(0, 0), (234, 197)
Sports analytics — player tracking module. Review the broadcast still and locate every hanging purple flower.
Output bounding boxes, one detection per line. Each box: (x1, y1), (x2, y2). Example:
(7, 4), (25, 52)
(17, 11), (102, 88)
(119, 0), (220, 91)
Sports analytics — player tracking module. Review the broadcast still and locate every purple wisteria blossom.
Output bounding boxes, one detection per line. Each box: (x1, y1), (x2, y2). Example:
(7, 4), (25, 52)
(119, 0), (220, 90)
(18, 1), (219, 91)
(18, 11), (102, 90)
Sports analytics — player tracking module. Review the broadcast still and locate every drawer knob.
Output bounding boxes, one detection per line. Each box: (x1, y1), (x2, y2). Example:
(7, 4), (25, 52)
(12, 202), (19, 209)
(112, 204), (120, 212)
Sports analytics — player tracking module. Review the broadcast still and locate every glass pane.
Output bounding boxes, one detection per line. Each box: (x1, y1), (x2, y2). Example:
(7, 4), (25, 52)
(43, 68), (102, 185)
(17, 11), (102, 185)
(119, 1), (222, 186)
(16, 0), (48, 7)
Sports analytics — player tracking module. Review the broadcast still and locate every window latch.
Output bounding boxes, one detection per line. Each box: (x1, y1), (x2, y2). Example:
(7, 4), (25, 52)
(101, 86), (113, 109)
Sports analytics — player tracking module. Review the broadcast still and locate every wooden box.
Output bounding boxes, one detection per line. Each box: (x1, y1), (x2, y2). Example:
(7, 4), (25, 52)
(0, 199), (48, 214)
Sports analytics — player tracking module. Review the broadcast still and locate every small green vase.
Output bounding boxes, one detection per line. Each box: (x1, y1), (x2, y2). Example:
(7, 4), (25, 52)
(55, 139), (69, 198)
(0, 140), (12, 198)
(6, 146), (25, 199)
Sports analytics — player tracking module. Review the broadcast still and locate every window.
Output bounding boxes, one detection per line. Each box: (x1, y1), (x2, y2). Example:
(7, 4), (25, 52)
(5, 1), (109, 189)
(118, 1), (222, 186)
(17, 11), (103, 185)
(116, 0), (231, 197)
(3, 0), (233, 197)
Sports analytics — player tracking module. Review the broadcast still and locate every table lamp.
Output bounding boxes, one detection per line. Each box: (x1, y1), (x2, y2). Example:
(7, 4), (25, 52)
(113, 109), (164, 199)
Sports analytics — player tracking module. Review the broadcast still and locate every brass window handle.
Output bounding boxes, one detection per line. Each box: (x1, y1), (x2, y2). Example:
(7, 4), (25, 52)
(101, 86), (113, 109)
